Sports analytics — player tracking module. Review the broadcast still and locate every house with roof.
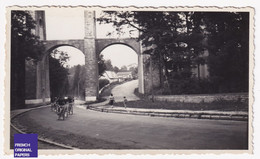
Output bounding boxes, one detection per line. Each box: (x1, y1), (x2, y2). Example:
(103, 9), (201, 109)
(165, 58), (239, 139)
(100, 71), (118, 83)
(117, 71), (133, 82)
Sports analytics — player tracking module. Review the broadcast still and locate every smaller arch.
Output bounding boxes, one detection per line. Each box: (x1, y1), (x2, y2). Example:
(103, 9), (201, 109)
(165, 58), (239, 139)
(99, 44), (138, 69)
(95, 38), (140, 55)
(98, 42), (138, 56)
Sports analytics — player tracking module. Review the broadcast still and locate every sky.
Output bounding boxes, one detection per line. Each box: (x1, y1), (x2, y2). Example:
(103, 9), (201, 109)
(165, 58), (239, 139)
(45, 9), (138, 68)
(53, 46), (85, 67)
(101, 44), (137, 68)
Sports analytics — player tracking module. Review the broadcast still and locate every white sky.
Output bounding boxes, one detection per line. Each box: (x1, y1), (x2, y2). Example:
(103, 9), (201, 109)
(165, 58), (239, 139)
(53, 46), (85, 68)
(45, 9), (138, 67)
(101, 44), (137, 68)
(45, 9), (85, 40)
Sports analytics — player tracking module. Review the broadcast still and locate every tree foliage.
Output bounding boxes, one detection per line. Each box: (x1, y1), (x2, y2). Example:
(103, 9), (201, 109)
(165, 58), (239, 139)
(50, 49), (70, 68)
(49, 49), (70, 98)
(113, 66), (120, 73)
(98, 11), (249, 94)
(204, 12), (249, 92)
(11, 11), (44, 61)
(104, 59), (113, 71)
(49, 55), (69, 98)
(68, 64), (86, 99)
(98, 54), (106, 76)
(97, 12), (206, 84)
(120, 65), (128, 71)
(129, 66), (138, 79)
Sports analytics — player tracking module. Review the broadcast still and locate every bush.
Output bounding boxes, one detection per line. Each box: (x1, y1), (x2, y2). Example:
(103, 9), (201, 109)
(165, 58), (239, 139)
(167, 76), (248, 95)
(169, 78), (200, 94)
(99, 79), (110, 90)
(164, 78), (220, 95)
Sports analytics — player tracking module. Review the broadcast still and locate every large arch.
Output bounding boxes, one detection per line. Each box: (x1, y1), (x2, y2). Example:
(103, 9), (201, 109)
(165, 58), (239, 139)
(31, 42), (86, 105)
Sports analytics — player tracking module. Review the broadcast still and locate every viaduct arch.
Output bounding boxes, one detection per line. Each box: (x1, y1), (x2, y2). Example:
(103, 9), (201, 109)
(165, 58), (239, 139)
(95, 38), (145, 97)
(28, 10), (148, 104)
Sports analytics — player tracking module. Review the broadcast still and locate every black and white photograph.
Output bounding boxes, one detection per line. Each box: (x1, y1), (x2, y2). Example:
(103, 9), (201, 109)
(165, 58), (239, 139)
(4, 6), (254, 154)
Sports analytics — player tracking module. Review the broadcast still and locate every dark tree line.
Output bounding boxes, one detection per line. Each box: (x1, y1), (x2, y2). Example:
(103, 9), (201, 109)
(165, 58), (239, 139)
(67, 64), (86, 99)
(98, 11), (249, 94)
(102, 58), (134, 73)
(204, 12), (249, 92)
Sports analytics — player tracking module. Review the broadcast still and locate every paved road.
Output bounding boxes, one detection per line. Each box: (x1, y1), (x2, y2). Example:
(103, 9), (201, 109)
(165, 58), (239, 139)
(12, 106), (248, 149)
(111, 80), (140, 102)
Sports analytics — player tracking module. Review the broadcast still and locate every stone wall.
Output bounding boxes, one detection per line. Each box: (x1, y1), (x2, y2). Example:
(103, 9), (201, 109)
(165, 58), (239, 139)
(25, 59), (36, 99)
(152, 93), (248, 103)
(143, 55), (160, 94)
(25, 57), (50, 105)
(44, 40), (85, 53)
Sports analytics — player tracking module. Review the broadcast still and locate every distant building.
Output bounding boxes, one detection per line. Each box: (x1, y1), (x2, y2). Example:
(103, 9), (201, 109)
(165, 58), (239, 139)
(100, 71), (118, 83)
(117, 71), (133, 82)
(127, 63), (138, 70)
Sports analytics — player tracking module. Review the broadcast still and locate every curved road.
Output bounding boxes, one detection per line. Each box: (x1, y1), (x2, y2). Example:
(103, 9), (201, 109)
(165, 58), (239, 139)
(11, 80), (248, 149)
(111, 80), (139, 102)
(12, 106), (248, 149)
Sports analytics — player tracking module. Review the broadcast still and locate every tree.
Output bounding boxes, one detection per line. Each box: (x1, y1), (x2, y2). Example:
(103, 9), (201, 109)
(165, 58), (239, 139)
(97, 11), (206, 90)
(129, 66), (138, 79)
(113, 66), (120, 73)
(11, 11), (44, 109)
(120, 65), (128, 71)
(104, 59), (113, 71)
(98, 11), (249, 94)
(203, 12), (249, 92)
(68, 64), (86, 99)
(50, 48), (70, 68)
(98, 54), (106, 76)
(49, 49), (70, 98)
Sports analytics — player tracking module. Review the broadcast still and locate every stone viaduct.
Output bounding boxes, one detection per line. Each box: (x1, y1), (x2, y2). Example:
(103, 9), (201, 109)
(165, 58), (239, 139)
(25, 10), (157, 104)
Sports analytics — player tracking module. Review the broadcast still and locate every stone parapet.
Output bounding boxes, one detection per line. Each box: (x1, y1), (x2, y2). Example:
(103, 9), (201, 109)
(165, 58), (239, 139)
(25, 98), (51, 105)
(150, 93), (248, 103)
